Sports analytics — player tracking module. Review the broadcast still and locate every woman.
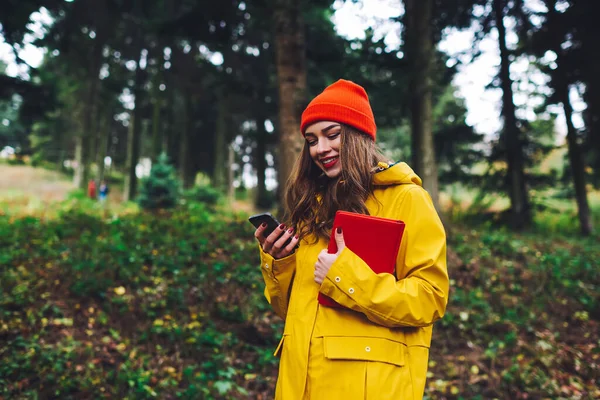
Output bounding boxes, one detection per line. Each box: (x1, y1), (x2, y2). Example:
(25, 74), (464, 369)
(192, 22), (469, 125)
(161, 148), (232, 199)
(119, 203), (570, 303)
(254, 79), (448, 399)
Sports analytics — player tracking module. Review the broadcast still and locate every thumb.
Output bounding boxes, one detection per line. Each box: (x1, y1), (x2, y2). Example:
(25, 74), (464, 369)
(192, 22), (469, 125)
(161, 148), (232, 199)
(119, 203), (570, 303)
(335, 226), (345, 254)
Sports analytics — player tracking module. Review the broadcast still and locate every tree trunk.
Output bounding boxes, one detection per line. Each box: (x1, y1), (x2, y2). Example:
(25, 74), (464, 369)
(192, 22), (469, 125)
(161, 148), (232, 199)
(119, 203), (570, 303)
(123, 46), (145, 202)
(73, 53), (101, 189)
(73, 132), (90, 189)
(493, 0), (531, 229)
(151, 84), (163, 162)
(584, 77), (600, 185)
(228, 144), (235, 205)
(273, 0), (307, 213)
(560, 86), (593, 235)
(213, 91), (228, 191)
(405, 0), (439, 209)
(544, 0), (593, 235)
(255, 118), (269, 208)
(73, 0), (108, 189)
(150, 46), (164, 162)
(178, 89), (195, 188)
(96, 110), (110, 183)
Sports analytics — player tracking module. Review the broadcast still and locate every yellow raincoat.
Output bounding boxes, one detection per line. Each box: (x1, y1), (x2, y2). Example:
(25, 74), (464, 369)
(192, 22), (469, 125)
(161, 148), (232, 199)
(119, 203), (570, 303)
(259, 162), (449, 399)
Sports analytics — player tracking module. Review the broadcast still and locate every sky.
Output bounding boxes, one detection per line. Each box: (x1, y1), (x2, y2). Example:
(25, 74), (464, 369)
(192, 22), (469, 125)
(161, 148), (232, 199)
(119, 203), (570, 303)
(331, 0), (584, 141)
(0, 0), (585, 142)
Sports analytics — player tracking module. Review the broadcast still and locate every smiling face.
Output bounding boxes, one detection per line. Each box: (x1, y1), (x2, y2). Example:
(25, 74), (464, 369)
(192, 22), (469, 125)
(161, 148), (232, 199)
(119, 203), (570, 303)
(304, 121), (342, 179)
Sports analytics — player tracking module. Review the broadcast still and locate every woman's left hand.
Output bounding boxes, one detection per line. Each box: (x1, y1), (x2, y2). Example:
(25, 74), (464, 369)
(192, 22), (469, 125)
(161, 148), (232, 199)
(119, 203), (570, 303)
(314, 227), (345, 285)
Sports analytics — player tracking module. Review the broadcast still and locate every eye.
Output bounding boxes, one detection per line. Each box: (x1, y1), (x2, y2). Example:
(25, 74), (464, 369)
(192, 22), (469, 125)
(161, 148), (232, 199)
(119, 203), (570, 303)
(328, 132), (341, 140)
(307, 140), (317, 147)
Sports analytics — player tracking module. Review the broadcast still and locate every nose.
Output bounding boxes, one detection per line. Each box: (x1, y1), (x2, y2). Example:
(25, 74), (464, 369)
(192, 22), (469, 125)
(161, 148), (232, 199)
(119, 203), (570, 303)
(316, 138), (331, 155)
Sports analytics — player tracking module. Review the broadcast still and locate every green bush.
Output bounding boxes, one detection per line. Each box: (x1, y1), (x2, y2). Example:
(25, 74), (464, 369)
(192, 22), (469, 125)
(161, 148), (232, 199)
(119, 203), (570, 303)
(0, 201), (281, 399)
(137, 153), (180, 210)
(183, 184), (223, 206)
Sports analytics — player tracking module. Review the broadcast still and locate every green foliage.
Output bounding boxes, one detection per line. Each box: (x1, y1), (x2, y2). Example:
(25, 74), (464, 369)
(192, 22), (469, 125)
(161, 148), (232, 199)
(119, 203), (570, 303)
(183, 183), (223, 207)
(0, 200), (282, 399)
(137, 153), (180, 211)
(1, 193), (599, 399)
(430, 225), (600, 399)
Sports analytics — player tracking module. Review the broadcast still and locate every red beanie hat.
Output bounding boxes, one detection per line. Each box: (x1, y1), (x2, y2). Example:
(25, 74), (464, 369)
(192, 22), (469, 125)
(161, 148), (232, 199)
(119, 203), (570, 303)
(300, 79), (377, 141)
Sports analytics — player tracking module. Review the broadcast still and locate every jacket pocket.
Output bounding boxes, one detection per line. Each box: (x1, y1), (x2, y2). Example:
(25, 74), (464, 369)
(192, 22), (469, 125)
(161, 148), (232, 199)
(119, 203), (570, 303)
(273, 334), (289, 357)
(323, 336), (405, 367)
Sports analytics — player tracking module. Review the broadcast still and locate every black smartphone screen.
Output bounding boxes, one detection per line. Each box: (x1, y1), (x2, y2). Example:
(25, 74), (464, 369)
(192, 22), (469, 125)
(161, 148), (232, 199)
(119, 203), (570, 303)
(248, 213), (281, 237)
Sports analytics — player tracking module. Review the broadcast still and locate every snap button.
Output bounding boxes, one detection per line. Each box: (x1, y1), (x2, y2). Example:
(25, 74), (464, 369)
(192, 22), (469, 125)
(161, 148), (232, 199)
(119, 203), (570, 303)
(349, 288), (355, 294)
(264, 264), (269, 269)
(365, 346), (371, 352)
(335, 276), (341, 282)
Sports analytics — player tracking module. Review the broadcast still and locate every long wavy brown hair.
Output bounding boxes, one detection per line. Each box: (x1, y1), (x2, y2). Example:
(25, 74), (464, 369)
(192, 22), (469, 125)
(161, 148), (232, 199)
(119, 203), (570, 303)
(284, 124), (388, 242)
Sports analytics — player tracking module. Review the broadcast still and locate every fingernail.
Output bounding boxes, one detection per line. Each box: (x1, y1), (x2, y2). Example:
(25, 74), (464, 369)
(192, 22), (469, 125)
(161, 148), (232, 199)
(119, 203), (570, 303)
(295, 235), (299, 239)
(261, 223), (267, 228)
(337, 227), (342, 234)
(288, 228), (294, 234)
(279, 224), (286, 230)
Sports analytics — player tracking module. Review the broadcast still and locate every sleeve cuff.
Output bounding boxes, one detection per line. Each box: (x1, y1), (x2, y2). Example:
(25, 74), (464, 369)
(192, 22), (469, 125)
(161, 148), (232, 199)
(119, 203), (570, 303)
(319, 248), (370, 306)
(258, 243), (296, 278)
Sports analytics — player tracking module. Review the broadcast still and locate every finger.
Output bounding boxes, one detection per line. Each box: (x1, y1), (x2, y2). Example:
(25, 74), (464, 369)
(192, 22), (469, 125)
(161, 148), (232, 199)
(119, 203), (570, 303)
(335, 226), (345, 253)
(317, 249), (328, 260)
(314, 270), (325, 284)
(263, 224), (287, 253)
(254, 223), (268, 243)
(282, 234), (300, 255)
(274, 227), (295, 250)
(270, 225), (291, 254)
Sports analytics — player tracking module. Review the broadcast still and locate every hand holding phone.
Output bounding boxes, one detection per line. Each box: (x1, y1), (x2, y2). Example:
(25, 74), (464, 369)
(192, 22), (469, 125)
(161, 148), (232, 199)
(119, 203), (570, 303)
(249, 213), (299, 259)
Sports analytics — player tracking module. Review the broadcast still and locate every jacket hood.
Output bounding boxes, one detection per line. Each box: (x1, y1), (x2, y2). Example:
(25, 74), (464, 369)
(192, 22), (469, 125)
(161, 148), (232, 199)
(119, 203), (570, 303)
(372, 162), (422, 187)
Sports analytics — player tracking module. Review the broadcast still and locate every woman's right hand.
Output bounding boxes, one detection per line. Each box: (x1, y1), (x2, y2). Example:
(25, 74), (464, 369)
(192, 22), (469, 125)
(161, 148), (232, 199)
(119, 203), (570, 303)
(255, 223), (300, 259)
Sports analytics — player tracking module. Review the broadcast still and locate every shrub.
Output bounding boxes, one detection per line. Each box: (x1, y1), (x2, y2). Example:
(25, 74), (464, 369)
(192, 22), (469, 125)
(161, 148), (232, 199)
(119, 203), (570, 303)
(183, 184), (223, 206)
(137, 153), (180, 210)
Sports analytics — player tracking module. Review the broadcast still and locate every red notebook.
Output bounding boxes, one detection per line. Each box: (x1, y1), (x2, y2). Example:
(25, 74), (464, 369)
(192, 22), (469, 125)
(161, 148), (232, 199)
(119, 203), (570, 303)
(318, 211), (406, 308)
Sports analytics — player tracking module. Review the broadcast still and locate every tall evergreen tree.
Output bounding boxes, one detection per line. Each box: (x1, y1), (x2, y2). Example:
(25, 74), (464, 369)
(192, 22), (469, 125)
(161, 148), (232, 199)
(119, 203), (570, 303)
(527, 0), (593, 235)
(492, 0), (531, 229)
(405, 0), (439, 209)
(273, 0), (308, 210)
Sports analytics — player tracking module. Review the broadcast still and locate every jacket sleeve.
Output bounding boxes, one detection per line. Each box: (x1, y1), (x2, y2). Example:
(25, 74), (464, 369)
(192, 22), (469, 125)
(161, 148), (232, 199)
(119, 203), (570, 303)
(258, 244), (297, 320)
(318, 187), (449, 328)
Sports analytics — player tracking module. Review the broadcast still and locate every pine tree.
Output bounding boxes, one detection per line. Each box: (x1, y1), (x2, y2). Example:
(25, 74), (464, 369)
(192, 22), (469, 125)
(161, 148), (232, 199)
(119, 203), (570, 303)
(137, 152), (180, 210)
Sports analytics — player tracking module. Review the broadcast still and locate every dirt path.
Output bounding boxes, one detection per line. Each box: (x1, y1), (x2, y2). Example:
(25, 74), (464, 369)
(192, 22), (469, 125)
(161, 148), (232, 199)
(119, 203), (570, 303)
(0, 165), (75, 201)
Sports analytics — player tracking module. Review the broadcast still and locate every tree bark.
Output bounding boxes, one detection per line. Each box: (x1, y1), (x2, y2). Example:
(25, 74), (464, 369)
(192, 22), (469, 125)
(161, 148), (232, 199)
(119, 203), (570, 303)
(149, 41), (165, 162)
(178, 89), (195, 189)
(543, 0), (593, 235)
(405, 0), (439, 209)
(255, 118), (269, 208)
(151, 76), (163, 162)
(273, 0), (307, 213)
(73, 0), (109, 189)
(584, 77), (600, 184)
(213, 90), (228, 191)
(95, 109), (110, 183)
(493, 0), (531, 229)
(560, 85), (594, 235)
(123, 45), (145, 202)
(73, 39), (103, 188)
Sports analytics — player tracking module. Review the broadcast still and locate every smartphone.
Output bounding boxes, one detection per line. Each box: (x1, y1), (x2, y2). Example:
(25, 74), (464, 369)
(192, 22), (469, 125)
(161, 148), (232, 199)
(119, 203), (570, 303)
(248, 212), (282, 237)
(249, 212), (294, 247)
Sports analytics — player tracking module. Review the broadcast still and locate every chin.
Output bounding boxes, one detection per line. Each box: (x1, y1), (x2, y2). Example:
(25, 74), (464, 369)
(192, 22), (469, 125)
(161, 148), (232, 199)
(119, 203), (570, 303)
(323, 168), (342, 179)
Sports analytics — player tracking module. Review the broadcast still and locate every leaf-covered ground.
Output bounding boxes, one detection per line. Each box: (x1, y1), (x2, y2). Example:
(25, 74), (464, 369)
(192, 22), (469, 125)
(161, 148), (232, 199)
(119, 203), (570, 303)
(0, 199), (598, 399)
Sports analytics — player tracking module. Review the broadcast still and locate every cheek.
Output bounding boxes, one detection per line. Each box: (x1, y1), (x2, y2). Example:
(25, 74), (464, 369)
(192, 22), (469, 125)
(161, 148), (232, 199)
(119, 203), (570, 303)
(332, 139), (341, 153)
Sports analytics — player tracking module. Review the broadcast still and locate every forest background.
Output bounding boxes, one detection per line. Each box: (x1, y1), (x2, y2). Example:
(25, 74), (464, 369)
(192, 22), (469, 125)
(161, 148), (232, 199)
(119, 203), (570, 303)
(0, 0), (598, 399)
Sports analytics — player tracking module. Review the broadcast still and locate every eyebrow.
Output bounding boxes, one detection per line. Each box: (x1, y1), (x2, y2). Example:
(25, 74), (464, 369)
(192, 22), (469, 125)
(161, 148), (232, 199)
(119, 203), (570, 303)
(305, 124), (341, 136)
